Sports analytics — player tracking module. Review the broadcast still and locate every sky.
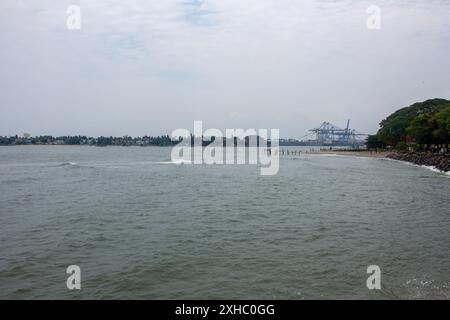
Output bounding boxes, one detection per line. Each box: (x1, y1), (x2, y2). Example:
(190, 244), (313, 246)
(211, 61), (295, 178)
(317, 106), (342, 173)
(1, 0), (450, 138)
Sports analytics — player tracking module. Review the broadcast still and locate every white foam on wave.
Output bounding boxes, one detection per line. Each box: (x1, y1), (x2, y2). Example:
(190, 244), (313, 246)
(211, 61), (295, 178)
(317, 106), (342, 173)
(420, 165), (450, 176)
(59, 162), (78, 166)
(404, 276), (450, 299)
(157, 159), (192, 165)
(381, 158), (449, 176)
(305, 153), (338, 157)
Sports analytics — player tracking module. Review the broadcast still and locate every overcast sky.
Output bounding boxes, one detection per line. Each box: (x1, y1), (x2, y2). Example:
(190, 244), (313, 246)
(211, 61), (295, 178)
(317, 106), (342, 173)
(1, 0), (450, 138)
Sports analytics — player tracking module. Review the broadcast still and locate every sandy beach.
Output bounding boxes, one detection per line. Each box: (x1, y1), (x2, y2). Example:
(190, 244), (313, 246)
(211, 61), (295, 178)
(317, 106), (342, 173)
(311, 150), (391, 158)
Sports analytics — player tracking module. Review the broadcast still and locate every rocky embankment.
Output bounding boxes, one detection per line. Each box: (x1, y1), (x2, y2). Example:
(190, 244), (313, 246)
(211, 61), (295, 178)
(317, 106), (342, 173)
(387, 152), (449, 172)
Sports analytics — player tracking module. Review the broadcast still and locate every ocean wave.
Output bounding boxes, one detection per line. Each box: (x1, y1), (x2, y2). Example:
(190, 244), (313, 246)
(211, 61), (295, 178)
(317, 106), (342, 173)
(381, 158), (449, 176)
(157, 159), (192, 165)
(56, 162), (96, 169)
(404, 276), (450, 299)
(305, 153), (338, 157)
(420, 165), (450, 176)
(58, 162), (78, 167)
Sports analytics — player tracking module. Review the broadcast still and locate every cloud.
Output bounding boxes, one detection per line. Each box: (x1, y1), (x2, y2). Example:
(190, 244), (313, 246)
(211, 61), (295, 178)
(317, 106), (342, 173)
(1, 0), (450, 136)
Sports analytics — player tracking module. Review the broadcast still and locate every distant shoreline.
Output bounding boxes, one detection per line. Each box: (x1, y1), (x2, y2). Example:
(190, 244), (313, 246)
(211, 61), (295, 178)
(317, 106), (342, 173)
(0, 144), (165, 147)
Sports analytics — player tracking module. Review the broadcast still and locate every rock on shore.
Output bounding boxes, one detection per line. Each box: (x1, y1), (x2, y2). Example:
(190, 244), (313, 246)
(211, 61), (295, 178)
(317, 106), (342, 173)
(386, 152), (449, 172)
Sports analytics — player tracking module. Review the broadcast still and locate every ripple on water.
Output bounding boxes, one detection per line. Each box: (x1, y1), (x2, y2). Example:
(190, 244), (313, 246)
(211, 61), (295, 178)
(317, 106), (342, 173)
(0, 146), (449, 299)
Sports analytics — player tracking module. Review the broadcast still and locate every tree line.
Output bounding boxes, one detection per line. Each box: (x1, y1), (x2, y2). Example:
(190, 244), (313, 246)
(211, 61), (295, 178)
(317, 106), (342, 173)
(0, 135), (178, 147)
(367, 98), (450, 150)
(0, 134), (270, 147)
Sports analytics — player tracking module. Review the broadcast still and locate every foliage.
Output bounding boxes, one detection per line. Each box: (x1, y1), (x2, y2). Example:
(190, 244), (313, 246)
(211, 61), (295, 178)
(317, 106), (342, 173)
(431, 105), (450, 144)
(394, 141), (408, 151)
(0, 134), (179, 147)
(372, 98), (450, 149)
(366, 134), (385, 149)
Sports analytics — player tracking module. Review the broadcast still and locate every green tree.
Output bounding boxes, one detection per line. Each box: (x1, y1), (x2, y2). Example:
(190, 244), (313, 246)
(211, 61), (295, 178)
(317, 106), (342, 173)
(406, 113), (435, 147)
(366, 134), (385, 149)
(432, 105), (450, 145)
(375, 98), (450, 147)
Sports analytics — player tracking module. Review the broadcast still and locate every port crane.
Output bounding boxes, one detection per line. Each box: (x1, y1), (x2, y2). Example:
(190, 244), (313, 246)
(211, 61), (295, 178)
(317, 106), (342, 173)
(297, 120), (367, 146)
